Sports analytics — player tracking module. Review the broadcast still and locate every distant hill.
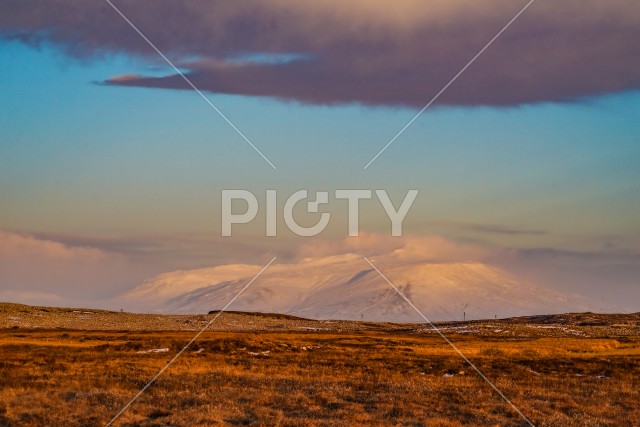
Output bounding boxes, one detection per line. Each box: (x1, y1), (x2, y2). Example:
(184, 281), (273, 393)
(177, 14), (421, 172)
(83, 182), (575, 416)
(1, 302), (637, 337)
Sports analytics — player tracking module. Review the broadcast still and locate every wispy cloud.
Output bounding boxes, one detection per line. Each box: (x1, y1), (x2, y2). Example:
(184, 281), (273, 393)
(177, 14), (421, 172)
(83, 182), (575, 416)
(296, 232), (490, 262)
(0, 229), (128, 298)
(0, 229), (107, 262)
(428, 221), (547, 236)
(2, 0), (639, 107)
(517, 246), (640, 264)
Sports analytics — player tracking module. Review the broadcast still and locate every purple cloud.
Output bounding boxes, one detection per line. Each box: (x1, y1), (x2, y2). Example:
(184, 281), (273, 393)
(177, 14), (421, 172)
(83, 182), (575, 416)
(2, 0), (639, 107)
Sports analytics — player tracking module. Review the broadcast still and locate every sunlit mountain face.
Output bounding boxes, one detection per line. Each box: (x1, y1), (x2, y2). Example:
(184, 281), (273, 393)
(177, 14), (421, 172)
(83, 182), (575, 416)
(122, 253), (595, 322)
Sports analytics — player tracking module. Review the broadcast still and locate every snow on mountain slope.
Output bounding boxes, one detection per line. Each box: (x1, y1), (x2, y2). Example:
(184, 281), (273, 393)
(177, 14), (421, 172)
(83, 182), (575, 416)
(125, 264), (261, 302)
(121, 254), (592, 321)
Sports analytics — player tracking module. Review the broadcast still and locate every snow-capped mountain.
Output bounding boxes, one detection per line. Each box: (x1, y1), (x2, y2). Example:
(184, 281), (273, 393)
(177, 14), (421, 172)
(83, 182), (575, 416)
(121, 254), (594, 322)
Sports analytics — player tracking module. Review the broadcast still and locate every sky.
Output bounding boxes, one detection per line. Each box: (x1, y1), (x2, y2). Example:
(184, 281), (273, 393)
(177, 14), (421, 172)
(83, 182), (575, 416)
(0, 0), (639, 311)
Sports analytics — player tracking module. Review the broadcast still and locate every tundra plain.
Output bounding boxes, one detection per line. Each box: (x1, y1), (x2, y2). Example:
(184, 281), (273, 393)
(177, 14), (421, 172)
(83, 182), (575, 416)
(1, 303), (639, 426)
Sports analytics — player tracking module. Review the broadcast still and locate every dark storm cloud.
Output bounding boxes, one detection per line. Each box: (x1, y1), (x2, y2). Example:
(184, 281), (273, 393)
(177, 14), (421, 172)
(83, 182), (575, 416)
(1, 0), (639, 107)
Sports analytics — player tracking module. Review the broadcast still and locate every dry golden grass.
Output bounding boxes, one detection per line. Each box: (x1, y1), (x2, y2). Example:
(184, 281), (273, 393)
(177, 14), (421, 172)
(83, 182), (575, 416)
(1, 326), (639, 427)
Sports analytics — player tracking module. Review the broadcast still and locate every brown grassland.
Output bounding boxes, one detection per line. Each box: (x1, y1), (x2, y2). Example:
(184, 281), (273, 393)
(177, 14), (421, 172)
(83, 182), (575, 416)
(0, 306), (639, 426)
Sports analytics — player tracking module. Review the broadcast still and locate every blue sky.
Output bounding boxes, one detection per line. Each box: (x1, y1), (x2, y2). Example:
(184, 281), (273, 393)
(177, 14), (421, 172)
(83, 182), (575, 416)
(2, 40), (639, 244)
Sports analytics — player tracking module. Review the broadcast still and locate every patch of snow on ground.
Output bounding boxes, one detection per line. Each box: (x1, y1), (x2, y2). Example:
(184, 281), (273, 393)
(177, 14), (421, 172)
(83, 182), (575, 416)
(136, 348), (170, 354)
